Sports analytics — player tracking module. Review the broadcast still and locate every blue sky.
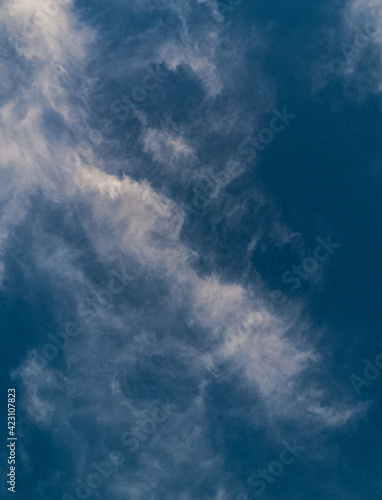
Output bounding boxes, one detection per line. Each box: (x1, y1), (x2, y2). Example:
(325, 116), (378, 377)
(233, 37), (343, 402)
(0, 0), (382, 499)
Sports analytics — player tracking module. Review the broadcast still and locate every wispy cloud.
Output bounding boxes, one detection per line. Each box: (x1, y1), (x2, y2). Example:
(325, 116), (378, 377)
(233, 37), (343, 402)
(0, 1), (371, 499)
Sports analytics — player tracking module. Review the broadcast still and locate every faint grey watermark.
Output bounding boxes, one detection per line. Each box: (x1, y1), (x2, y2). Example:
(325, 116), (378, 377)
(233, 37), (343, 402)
(109, 63), (170, 124)
(235, 439), (305, 499)
(61, 399), (178, 500)
(269, 235), (341, 307)
(12, 0), (70, 49)
(350, 343), (382, 396)
(186, 106), (296, 219)
(217, 0), (245, 20)
(33, 264), (147, 368)
(341, 7), (382, 61)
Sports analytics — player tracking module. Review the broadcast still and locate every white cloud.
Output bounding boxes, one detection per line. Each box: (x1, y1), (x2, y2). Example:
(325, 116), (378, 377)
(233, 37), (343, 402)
(143, 127), (195, 165)
(1, 0), (360, 431)
(0, 1), (368, 498)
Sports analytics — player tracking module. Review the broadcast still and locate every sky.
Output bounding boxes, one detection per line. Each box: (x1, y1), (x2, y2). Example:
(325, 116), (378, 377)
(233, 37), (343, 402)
(0, 0), (382, 499)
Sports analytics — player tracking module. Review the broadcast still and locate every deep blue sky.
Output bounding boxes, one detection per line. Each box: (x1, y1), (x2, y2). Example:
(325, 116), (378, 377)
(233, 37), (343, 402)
(0, 0), (382, 499)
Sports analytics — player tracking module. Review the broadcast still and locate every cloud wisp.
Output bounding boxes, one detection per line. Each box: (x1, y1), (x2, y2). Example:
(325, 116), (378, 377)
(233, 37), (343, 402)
(0, 1), (373, 499)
